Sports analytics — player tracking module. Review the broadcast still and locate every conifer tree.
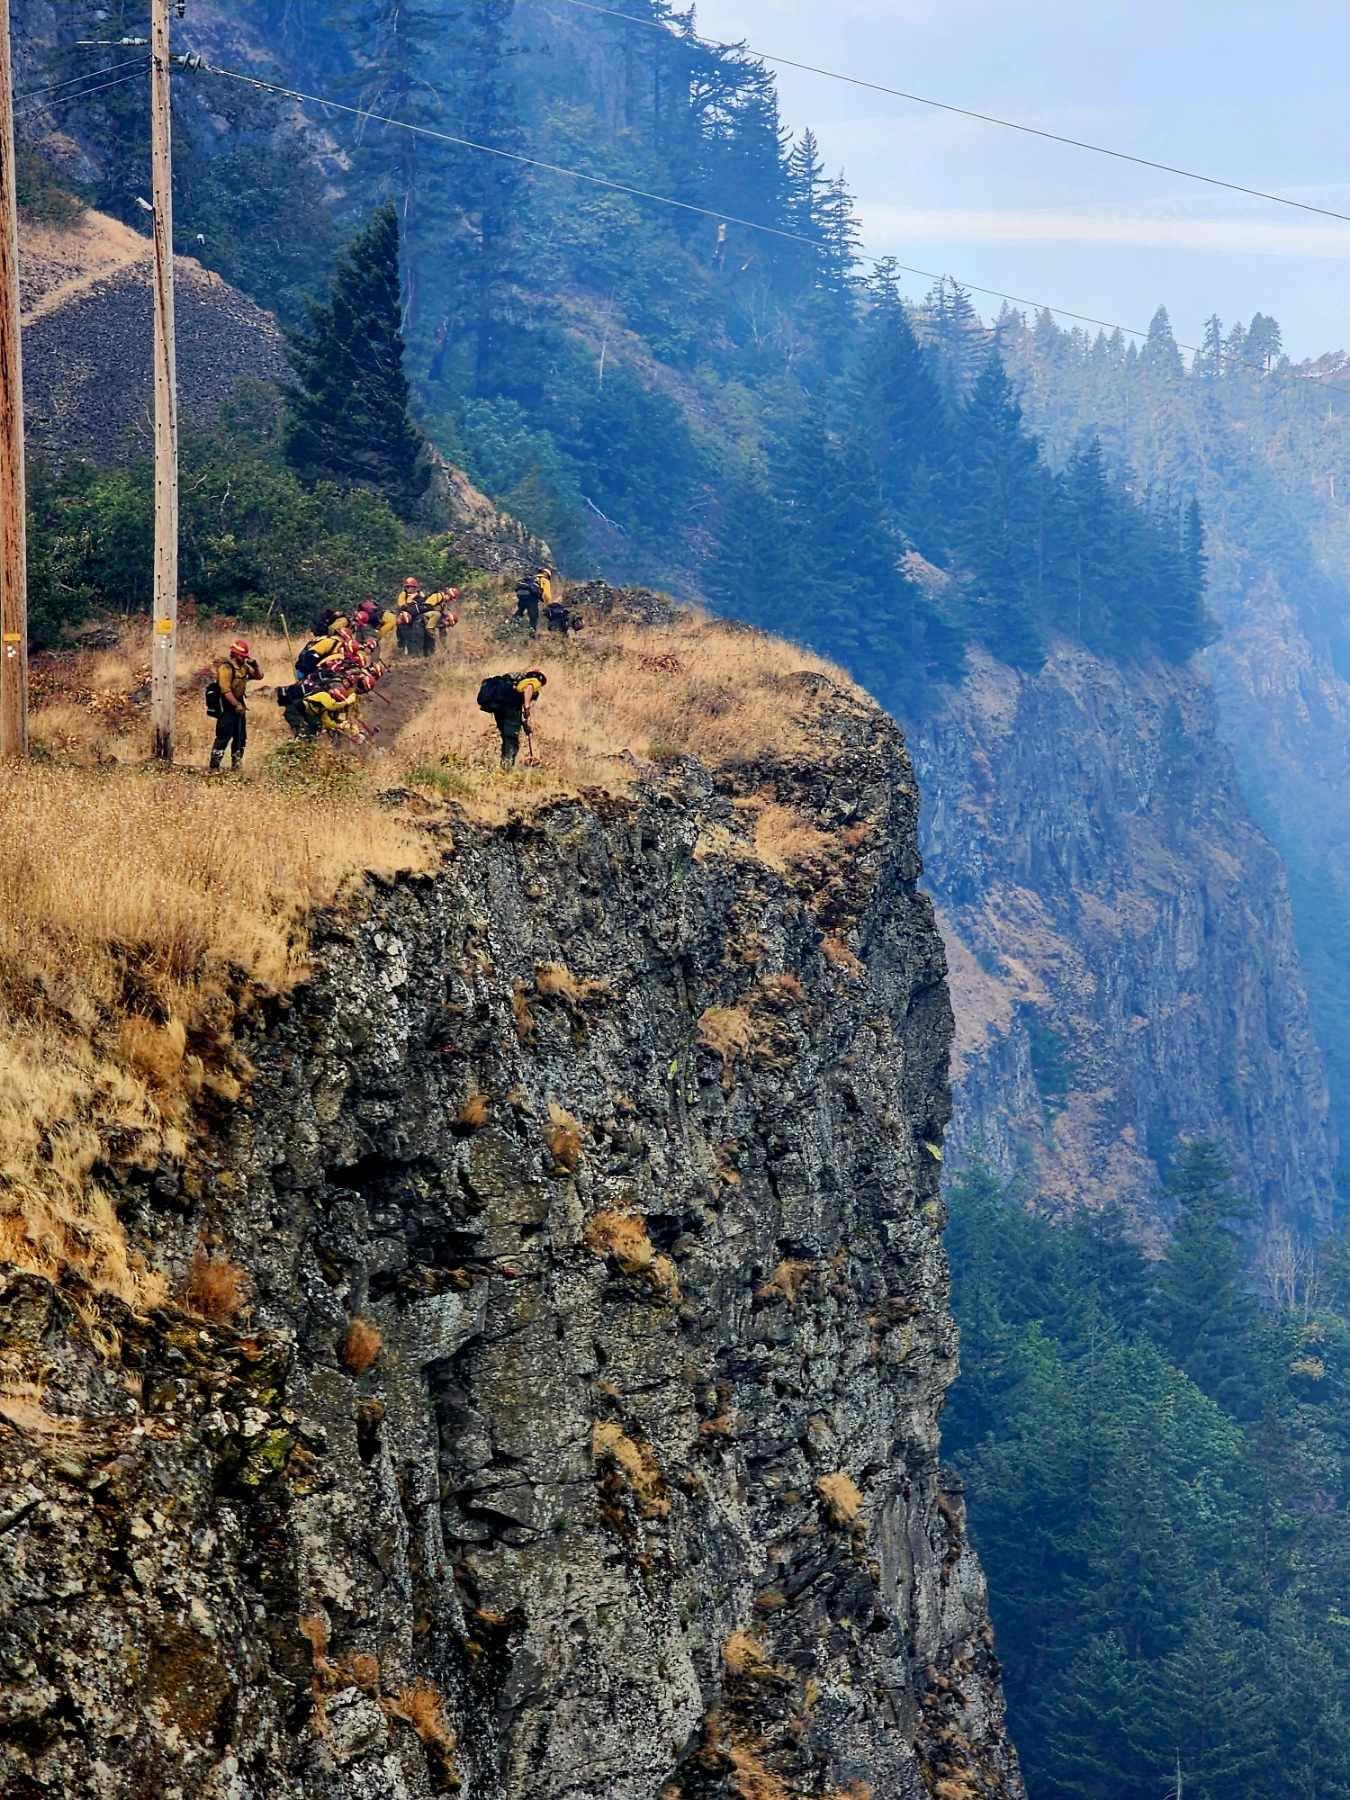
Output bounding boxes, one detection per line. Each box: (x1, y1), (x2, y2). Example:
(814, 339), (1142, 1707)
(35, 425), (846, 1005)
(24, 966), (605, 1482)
(783, 129), (829, 290)
(325, 0), (460, 334)
(1196, 315), (1226, 381)
(284, 205), (429, 514)
(846, 262), (947, 533)
(955, 356), (1047, 668)
(1154, 1139), (1257, 1408)
(1142, 305), (1184, 381)
(922, 277), (985, 405)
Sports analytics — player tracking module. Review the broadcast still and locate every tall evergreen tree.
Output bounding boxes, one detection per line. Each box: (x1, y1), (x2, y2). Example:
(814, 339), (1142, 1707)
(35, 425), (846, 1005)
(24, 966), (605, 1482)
(325, 0), (460, 334)
(1154, 1139), (1257, 1407)
(1142, 305), (1185, 382)
(284, 205), (429, 513)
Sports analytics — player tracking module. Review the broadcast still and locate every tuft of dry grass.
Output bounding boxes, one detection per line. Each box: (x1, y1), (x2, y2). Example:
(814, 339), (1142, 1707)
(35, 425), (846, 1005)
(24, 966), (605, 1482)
(698, 1004), (754, 1090)
(821, 934), (865, 977)
(0, 1379), (76, 1435)
(182, 1248), (250, 1327)
(512, 984), (536, 1041)
(757, 1258), (814, 1306)
(534, 962), (612, 1006)
(453, 1092), (490, 1134)
(726, 1741), (793, 1800)
(817, 1471), (864, 1528)
(748, 799), (833, 875)
(592, 1418), (671, 1519)
(545, 1101), (584, 1171)
(386, 1680), (457, 1755)
(584, 1210), (681, 1301)
(723, 1631), (770, 1677)
(340, 1317), (382, 1375)
(337, 1650), (381, 1693)
(119, 1014), (188, 1091)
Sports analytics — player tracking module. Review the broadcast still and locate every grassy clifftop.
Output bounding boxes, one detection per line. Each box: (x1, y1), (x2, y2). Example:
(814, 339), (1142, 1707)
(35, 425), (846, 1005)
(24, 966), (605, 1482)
(0, 581), (870, 1344)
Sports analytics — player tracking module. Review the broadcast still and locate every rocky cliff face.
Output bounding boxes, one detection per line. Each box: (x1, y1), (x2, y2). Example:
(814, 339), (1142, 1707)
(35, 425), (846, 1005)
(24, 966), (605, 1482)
(0, 680), (1022, 1799)
(910, 643), (1335, 1236)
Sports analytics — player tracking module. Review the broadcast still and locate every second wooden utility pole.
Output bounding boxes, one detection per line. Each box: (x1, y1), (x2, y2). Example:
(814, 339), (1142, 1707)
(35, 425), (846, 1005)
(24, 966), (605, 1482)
(0, 0), (30, 758)
(149, 0), (179, 762)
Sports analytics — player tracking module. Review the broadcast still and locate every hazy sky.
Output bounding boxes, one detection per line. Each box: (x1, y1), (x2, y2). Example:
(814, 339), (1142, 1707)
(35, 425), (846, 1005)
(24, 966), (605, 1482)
(691, 0), (1349, 360)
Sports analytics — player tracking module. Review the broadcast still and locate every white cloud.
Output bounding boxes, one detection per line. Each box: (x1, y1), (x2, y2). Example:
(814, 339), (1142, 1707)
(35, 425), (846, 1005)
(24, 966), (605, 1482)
(862, 204), (1350, 259)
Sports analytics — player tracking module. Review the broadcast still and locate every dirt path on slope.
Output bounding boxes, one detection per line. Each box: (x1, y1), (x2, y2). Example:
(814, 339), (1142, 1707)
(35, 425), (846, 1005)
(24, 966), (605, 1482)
(19, 213), (151, 323)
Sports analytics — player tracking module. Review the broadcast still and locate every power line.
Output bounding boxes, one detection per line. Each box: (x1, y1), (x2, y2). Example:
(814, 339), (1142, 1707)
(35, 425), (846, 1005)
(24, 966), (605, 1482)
(196, 58), (1201, 350)
(16, 67), (147, 117)
(15, 54), (148, 106)
(542, 0), (1350, 229)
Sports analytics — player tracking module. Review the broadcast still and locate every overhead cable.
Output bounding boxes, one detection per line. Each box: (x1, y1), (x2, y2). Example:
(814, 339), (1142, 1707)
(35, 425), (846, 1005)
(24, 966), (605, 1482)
(15, 54), (148, 105)
(16, 67), (148, 117)
(541, 0), (1350, 229)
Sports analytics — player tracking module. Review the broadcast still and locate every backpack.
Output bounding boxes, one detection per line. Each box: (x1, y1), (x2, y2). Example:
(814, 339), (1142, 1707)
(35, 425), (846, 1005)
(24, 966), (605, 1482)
(276, 682), (304, 709)
(295, 644), (322, 680)
(516, 577), (541, 606)
(477, 673), (521, 715)
(204, 679), (223, 718)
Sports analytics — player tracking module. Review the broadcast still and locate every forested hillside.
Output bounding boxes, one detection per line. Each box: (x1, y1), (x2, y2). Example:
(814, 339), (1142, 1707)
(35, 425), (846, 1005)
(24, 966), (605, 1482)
(946, 1148), (1350, 1799)
(1000, 308), (1350, 1167)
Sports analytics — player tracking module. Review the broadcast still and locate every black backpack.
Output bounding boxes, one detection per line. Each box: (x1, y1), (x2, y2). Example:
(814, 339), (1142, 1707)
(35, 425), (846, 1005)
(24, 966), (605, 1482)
(295, 644), (322, 680)
(204, 679), (223, 718)
(516, 578), (541, 606)
(477, 673), (521, 715)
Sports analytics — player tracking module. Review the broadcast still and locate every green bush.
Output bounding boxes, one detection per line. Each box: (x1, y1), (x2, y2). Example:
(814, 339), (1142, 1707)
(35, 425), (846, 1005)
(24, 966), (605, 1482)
(26, 422), (468, 648)
(15, 141), (83, 227)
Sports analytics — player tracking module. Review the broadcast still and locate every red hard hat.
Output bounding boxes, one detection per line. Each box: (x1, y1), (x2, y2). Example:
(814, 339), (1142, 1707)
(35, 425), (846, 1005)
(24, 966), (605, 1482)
(230, 638), (249, 659)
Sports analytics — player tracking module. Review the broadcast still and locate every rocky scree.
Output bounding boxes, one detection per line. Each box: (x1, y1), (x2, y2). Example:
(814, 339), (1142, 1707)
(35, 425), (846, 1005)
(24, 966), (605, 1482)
(0, 675), (1023, 1799)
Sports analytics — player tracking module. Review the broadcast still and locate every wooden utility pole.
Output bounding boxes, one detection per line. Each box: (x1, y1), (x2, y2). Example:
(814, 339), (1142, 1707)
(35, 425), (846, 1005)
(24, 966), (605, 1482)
(149, 0), (179, 762)
(0, 0), (29, 758)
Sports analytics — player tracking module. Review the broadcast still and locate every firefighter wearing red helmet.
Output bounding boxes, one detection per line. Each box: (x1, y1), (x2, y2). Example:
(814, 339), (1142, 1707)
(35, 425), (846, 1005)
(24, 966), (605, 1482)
(207, 637), (263, 772)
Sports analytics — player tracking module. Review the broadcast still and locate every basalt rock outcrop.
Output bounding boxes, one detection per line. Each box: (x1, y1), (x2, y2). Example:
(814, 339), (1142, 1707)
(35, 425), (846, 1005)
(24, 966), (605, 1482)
(0, 678), (1023, 1798)
(910, 642), (1334, 1236)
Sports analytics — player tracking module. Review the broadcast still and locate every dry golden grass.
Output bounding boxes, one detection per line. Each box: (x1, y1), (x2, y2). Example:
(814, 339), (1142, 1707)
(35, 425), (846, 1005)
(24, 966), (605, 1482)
(182, 1249), (250, 1326)
(385, 1680), (457, 1757)
(584, 1210), (681, 1301)
(748, 798), (833, 875)
(545, 1101), (584, 1171)
(817, 1471), (864, 1528)
(534, 962), (611, 1006)
(0, 1378), (76, 1435)
(698, 1004), (754, 1089)
(757, 1258), (813, 1306)
(453, 1092), (490, 1134)
(726, 1742), (793, 1800)
(399, 590), (856, 823)
(723, 1630), (769, 1677)
(341, 1317), (383, 1375)
(511, 984), (536, 1041)
(821, 934), (865, 977)
(0, 746), (426, 1309)
(592, 1418), (671, 1519)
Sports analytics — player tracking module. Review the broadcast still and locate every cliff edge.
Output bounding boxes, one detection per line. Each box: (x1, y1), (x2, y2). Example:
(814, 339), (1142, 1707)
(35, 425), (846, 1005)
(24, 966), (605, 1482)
(0, 642), (1023, 1797)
